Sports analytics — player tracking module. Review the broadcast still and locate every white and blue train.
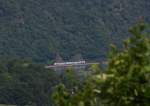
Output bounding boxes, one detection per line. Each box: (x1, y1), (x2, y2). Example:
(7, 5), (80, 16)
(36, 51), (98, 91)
(54, 61), (86, 66)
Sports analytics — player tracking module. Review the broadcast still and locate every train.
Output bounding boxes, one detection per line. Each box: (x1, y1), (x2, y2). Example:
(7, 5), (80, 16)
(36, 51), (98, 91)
(54, 61), (86, 66)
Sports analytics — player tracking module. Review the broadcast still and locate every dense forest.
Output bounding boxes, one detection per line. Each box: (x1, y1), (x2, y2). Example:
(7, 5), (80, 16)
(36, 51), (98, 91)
(0, 0), (150, 63)
(1, 21), (149, 106)
(0, 58), (57, 106)
(0, 0), (150, 105)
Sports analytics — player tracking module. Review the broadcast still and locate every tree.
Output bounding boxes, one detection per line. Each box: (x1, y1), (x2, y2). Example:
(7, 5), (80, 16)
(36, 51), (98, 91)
(52, 21), (150, 106)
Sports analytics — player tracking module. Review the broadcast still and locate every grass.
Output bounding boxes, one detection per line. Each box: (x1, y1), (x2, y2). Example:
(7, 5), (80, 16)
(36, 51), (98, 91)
(0, 104), (16, 106)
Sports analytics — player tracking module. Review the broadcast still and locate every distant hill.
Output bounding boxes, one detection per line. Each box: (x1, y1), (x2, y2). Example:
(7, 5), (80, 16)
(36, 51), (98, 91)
(0, 0), (150, 63)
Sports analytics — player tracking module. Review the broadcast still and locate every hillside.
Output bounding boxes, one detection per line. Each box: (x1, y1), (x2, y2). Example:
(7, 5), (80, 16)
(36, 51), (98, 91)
(0, 0), (150, 62)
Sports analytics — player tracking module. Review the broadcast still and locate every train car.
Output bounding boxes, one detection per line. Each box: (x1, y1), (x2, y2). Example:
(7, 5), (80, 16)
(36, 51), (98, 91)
(54, 61), (86, 66)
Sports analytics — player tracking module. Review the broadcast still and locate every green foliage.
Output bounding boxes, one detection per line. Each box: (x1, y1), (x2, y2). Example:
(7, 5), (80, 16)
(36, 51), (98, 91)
(0, 58), (59, 106)
(0, 0), (150, 62)
(52, 22), (150, 106)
